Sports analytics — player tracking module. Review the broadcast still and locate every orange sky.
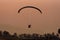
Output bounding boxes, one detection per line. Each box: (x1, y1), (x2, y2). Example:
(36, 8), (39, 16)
(0, 0), (60, 34)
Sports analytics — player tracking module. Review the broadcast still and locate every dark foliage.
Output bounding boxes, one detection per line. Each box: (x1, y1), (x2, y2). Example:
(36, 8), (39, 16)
(58, 28), (60, 34)
(0, 30), (60, 40)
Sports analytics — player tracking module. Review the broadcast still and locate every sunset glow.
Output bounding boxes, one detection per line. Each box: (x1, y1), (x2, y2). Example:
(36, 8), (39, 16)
(0, 0), (60, 34)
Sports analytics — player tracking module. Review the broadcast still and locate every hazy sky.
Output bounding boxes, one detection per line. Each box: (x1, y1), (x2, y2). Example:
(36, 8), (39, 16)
(0, 0), (60, 34)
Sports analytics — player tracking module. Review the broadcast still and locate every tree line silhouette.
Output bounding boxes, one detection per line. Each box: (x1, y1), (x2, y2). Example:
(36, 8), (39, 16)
(0, 28), (60, 40)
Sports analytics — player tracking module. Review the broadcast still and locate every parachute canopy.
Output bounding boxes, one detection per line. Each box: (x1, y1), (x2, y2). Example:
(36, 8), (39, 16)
(18, 6), (42, 14)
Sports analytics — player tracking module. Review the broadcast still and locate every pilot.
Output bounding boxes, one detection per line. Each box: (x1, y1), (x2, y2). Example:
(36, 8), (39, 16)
(28, 24), (31, 28)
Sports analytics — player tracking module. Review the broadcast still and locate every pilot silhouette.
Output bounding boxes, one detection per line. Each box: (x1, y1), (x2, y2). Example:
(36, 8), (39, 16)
(28, 24), (31, 28)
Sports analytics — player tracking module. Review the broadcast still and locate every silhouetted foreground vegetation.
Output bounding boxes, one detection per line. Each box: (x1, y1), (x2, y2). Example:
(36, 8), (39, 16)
(0, 30), (60, 40)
